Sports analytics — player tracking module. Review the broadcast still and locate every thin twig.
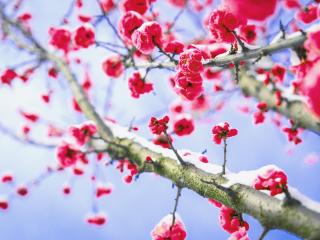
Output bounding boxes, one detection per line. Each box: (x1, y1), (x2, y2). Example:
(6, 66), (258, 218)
(222, 138), (227, 175)
(164, 131), (186, 166)
(170, 187), (182, 231)
(258, 228), (270, 240)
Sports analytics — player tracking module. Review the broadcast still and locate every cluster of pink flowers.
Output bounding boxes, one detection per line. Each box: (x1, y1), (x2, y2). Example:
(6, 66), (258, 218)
(116, 159), (138, 184)
(132, 21), (163, 54)
(56, 142), (85, 167)
(56, 122), (96, 167)
(69, 122), (97, 146)
(149, 115), (170, 135)
(119, 11), (145, 42)
(253, 168), (288, 196)
(173, 48), (204, 100)
(49, 24), (95, 53)
(296, 4), (318, 24)
(128, 71), (153, 98)
(281, 120), (302, 145)
(212, 122), (238, 144)
(253, 102), (268, 125)
(209, 199), (250, 239)
(151, 214), (187, 240)
(220, 206), (249, 234)
(207, 7), (247, 43)
(283, 126), (302, 145)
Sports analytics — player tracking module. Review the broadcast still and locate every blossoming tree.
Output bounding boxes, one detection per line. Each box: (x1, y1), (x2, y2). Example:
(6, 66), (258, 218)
(0, 0), (320, 239)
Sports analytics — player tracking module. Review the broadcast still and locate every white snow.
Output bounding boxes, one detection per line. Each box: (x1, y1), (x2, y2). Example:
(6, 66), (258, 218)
(103, 121), (320, 213)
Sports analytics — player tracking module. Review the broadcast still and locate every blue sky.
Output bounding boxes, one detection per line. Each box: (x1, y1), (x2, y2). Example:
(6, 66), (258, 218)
(0, 0), (319, 239)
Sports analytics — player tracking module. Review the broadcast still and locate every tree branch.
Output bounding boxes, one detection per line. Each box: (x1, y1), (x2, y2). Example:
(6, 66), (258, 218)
(93, 122), (320, 240)
(239, 71), (320, 134)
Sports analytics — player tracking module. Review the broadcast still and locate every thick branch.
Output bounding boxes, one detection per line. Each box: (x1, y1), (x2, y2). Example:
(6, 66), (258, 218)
(239, 71), (320, 133)
(133, 30), (307, 69)
(95, 123), (320, 240)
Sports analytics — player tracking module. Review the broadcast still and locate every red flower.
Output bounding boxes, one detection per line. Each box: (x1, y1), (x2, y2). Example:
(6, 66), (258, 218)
(163, 40), (184, 54)
(283, 126), (302, 145)
(204, 68), (221, 80)
(17, 186), (28, 196)
(0, 199), (8, 210)
(128, 72), (153, 98)
(199, 155), (209, 163)
(132, 21), (163, 54)
(69, 122), (97, 146)
(48, 67), (58, 78)
(96, 184), (112, 198)
(63, 185), (71, 195)
(151, 214), (187, 240)
(121, 0), (149, 15)
(304, 31), (320, 62)
(208, 198), (222, 208)
(306, 76), (320, 117)
(20, 111), (39, 123)
(41, 93), (51, 103)
(49, 27), (72, 53)
(275, 90), (282, 106)
(73, 98), (82, 112)
(219, 206), (249, 233)
(153, 133), (172, 148)
(2, 173), (13, 183)
(174, 71), (203, 101)
(1, 69), (17, 85)
(119, 11), (144, 42)
(239, 25), (257, 44)
(102, 55), (124, 78)
(74, 25), (95, 48)
(296, 5), (318, 24)
(178, 48), (203, 74)
(18, 13), (32, 22)
(56, 142), (82, 167)
(253, 102), (268, 124)
(173, 115), (195, 136)
(207, 8), (246, 43)
(224, 0), (277, 21)
(228, 227), (249, 240)
(212, 122), (238, 144)
(253, 111), (265, 125)
(271, 64), (286, 82)
(170, 102), (184, 114)
(116, 159), (139, 184)
(100, 0), (115, 13)
(284, 0), (300, 9)
(149, 115), (170, 135)
(86, 213), (107, 225)
(167, 0), (186, 8)
(253, 168), (288, 196)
